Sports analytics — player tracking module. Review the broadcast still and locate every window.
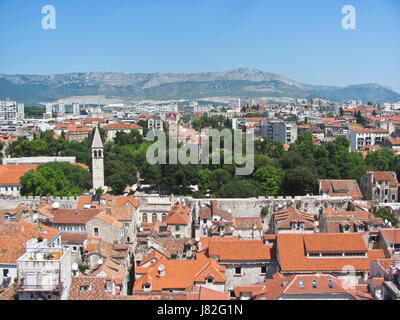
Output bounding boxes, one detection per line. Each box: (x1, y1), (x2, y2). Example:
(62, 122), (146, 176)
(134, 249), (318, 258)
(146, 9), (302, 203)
(328, 279), (333, 288)
(229, 291), (236, 298)
(393, 194), (396, 200)
(312, 279), (317, 289)
(152, 213), (157, 223)
(143, 283), (151, 290)
(385, 189), (389, 196)
(162, 214), (167, 222)
(127, 237), (131, 243)
(47, 295), (52, 299)
(142, 214), (148, 223)
(3, 269), (9, 277)
(299, 280), (304, 289)
(260, 266), (267, 275)
(175, 225), (180, 231)
(72, 246), (77, 252)
(94, 227), (99, 237)
(124, 222), (129, 229)
(235, 267), (241, 275)
(207, 277), (213, 284)
(106, 280), (112, 292)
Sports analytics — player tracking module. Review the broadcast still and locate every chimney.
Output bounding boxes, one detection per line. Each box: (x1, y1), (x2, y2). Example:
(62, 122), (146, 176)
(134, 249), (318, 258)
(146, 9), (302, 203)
(210, 200), (217, 214)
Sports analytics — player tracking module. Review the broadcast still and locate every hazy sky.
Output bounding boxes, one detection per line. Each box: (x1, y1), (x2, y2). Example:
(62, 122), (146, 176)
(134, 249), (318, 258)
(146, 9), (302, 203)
(0, 0), (399, 92)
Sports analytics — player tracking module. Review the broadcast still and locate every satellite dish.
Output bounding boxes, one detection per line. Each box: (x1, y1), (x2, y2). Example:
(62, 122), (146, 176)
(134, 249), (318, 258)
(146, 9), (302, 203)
(52, 202), (60, 209)
(98, 259), (103, 265)
(72, 263), (78, 271)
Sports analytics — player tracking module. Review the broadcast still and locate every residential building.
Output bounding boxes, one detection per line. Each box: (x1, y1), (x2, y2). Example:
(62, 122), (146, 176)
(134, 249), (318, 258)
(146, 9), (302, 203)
(15, 239), (71, 300)
(202, 238), (277, 292)
(347, 128), (388, 151)
(103, 123), (143, 142)
(276, 233), (385, 283)
(319, 179), (363, 200)
(360, 171), (399, 203)
(0, 221), (61, 289)
(0, 164), (38, 196)
(271, 206), (317, 234)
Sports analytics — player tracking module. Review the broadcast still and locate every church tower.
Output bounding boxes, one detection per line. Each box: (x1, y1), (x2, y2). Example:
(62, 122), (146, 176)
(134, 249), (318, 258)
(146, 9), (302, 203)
(91, 127), (104, 192)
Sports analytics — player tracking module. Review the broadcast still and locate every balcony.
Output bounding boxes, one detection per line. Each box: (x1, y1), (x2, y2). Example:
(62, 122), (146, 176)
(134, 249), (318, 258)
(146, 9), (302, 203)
(16, 282), (63, 292)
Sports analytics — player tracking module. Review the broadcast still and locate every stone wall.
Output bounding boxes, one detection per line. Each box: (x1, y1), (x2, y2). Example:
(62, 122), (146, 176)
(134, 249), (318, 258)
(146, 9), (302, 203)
(185, 195), (352, 220)
(0, 196), (80, 210)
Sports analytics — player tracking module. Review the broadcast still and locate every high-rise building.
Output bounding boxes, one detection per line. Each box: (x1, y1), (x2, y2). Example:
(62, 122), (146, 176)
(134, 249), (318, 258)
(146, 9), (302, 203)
(0, 100), (18, 121)
(57, 103), (65, 117)
(17, 103), (24, 120)
(261, 120), (298, 144)
(72, 103), (80, 115)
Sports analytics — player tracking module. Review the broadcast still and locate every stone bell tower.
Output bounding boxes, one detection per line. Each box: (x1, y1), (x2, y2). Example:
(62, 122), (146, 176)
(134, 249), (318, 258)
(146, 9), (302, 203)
(91, 127), (104, 192)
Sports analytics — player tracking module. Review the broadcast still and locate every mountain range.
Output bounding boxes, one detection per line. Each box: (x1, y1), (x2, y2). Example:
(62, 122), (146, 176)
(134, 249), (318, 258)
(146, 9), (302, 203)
(0, 68), (399, 105)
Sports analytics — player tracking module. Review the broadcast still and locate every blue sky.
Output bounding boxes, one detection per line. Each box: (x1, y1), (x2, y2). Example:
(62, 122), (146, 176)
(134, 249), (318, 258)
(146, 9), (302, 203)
(0, 0), (399, 92)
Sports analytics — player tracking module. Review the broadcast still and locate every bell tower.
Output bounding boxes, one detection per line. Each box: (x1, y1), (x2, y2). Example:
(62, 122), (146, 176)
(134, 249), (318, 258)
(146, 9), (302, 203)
(91, 127), (104, 192)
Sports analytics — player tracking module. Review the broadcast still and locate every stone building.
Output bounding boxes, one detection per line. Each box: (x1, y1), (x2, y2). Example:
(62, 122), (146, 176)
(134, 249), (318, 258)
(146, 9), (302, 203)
(91, 127), (105, 192)
(203, 238), (277, 293)
(360, 171), (399, 203)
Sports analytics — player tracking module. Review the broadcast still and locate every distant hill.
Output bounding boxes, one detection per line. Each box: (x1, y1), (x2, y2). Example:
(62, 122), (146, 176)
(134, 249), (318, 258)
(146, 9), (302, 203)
(0, 68), (399, 104)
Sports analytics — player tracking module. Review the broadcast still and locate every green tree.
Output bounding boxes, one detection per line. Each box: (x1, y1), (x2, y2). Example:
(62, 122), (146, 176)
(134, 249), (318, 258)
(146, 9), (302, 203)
(254, 165), (284, 196)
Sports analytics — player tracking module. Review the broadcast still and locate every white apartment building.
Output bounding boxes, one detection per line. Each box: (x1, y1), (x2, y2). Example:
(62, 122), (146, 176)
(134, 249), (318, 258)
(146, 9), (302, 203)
(16, 239), (71, 300)
(347, 128), (389, 151)
(72, 103), (80, 116)
(0, 100), (18, 122)
(57, 103), (65, 117)
(260, 120), (298, 144)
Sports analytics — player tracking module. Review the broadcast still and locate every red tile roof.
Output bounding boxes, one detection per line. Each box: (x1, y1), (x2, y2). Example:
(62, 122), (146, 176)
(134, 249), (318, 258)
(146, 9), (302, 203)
(208, 239), (275, 261)
(277, 233), (385, 272)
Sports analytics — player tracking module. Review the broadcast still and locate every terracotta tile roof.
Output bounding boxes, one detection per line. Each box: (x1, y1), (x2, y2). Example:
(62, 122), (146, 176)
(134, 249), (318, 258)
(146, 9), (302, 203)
(52, 208), (101, 225)
(369, 171), (399, 186)
(133, 252), (226, 292)
(277, 233), (385, 272)
(319, 179), (362, 200)
(388, 138), (400, 146)
(0, 221), (60, 264)
(69, 276), (109, 300)
(0, 164), (38, 185)
(0, 204), (29, 222)
(199, 286), (230, 300)
(272, 206), (316, 230)
(197, 237), (239, 252)
(166, 203), (190, 225)
(380, 228), (400, 244)
(91, 212), (123, 229)
(351, 128), (388, 133)
(303, 233), (367, 252)
(112, 195), (139, 208)
(61, 232), (88, 244)
(73, 163), (89, 170)
(233, 217), (263, 230)
(139, 251), (165, 266)
(208, 239), (275, 261)
(104, 123), (142, 130)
